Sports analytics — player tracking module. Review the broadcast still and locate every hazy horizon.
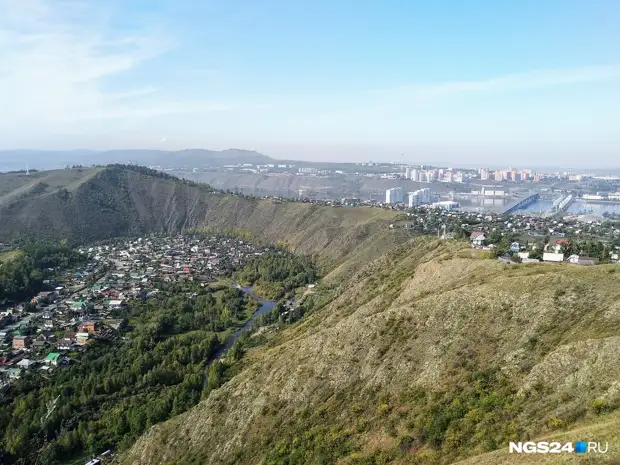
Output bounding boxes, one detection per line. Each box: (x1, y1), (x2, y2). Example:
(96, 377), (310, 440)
(1, 1), (619, 167)
(1, 147), (619, 173)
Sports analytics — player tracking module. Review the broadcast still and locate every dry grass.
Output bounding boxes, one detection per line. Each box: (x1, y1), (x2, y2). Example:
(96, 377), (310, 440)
(0, 167), (102, 206)
(0, 249), (22, 263)
(119, 240), (620, 465)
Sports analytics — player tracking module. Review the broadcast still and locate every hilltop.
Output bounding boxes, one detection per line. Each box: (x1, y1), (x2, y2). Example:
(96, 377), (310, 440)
(119, 240), (620, 465)
(0, 165), (398, 271)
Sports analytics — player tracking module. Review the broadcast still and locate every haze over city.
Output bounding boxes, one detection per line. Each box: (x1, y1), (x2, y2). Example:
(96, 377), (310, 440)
(1, 0), (619, 167)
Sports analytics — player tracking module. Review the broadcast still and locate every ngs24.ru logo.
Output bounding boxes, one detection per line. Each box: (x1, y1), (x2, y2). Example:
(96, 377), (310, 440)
(509, 441), (608, 454)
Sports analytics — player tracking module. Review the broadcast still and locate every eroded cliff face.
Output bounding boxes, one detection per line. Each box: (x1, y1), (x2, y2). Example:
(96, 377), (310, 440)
(119, 239), (620, 465)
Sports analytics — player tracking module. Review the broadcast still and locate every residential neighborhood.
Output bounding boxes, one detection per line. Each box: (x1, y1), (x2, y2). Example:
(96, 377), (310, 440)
(465, 216), (620, 265)
(385, 205), (620, 265)
(0, 234), (272, 393)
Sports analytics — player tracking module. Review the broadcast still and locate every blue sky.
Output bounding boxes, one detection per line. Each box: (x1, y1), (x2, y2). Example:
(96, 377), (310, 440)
(1, 0), (619, 167)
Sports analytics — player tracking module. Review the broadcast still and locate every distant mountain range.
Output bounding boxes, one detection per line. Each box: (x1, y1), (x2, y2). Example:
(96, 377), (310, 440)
(0, 148), (277, 172)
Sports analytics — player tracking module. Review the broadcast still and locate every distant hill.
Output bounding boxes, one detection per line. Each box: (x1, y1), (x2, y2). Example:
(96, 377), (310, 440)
(0, 165), (397, 269)
(0, 148), (276, 171)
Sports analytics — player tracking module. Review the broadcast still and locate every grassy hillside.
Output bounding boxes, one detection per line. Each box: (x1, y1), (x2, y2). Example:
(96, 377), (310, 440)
(0, 166), (398, 273)
(119, 240), (620, 465)
(0, 168), (102, 206)
(454, 412), (620, 464)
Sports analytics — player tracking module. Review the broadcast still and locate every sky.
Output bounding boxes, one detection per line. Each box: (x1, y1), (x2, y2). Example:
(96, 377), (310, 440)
(1, 0), (620, 167)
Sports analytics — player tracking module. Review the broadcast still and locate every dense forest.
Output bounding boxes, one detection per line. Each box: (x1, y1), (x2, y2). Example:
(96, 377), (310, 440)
(0, 244), (83, 301)
(233, 251), (318, 299)
(0, 287), (255, 464)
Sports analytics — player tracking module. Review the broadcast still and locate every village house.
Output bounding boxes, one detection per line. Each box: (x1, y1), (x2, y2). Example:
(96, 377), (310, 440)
(75, 332), (91, 345)
(33, 339), (47, 351)
(57, 338), (74, 351)
(567, 255), (599, 266)
(12, 335), (32, 349)
(546, 238), (571, 254)
(16, 359), (37, 370)
(469, 231), (486, 248)
(106, 299), (124, 310)
(78, 321), (97, 334)
(0, 329), (12, 341)
(45, 352), (63, 366)
(54, 286), (66, 296)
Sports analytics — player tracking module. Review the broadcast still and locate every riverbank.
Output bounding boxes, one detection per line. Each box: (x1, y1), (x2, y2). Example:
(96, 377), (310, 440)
(211, 285), (277, 360)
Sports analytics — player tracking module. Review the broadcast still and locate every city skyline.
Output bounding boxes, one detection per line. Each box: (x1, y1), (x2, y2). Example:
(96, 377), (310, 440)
(1, 1), (620, 167)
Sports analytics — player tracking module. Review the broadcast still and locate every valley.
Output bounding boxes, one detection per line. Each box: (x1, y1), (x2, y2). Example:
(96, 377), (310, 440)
(1, 165), (620, 465)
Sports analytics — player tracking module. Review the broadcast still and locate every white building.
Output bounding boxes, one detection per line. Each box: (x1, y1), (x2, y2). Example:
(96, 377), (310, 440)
(411, 169), (420, 182)
(432, 201), (459, 210)
(408, 188), (431, 207)
(385, 187), (404, 204)
(405, 167), (412, 179)
(543, 252), (564, 263)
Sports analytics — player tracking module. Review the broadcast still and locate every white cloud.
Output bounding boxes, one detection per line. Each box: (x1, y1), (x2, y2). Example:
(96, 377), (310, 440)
(379, 65), (620, 99)
(0, 0), (232, 136)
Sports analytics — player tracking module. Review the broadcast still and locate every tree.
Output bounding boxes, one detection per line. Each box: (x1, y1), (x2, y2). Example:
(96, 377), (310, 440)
(485, 230), (502, 245)
(560, 241), (574, 258)
(228, 340), (244, 362)
(528, 248), (543, 260)
(207, 362), (224, 391)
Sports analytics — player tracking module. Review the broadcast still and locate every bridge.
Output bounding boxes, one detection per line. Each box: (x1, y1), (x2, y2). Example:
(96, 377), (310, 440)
(543, 194), (574, 217)
(501, 193), (540, 215)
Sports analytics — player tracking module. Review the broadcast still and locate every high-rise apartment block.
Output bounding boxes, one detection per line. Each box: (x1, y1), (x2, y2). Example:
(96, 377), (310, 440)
(408, 188), (431, 207)
(385, 187), (404, 204)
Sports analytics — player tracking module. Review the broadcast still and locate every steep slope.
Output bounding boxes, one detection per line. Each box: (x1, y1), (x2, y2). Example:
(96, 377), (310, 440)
(119, 241), (620, 465)
(0, 166), (398, 272)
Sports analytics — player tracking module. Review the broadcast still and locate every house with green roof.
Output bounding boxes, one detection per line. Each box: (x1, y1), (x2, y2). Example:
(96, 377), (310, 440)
(90, 284), (108, 293)
(45, 352), (62, 366)
(69, 300), (92, 312)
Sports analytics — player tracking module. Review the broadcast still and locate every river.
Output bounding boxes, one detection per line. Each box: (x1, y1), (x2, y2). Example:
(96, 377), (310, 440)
(458, 197), (620, 215)
(211, 284), (277, 360)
